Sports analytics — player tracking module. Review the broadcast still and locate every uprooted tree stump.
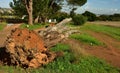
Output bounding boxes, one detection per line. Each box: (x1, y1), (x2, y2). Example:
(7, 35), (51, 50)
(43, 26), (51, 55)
(0, 18), (80, 68)
(4, 28), (56, 68)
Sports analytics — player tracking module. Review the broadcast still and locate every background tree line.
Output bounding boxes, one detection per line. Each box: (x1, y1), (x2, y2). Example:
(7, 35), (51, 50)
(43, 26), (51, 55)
(82, 11), (120, 21)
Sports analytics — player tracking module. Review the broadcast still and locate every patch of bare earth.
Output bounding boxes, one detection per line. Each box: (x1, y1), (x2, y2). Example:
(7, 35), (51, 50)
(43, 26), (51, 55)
(84, 31), (120, 68)
(63, 30), (120, 68)
(0, 24), (21, 47)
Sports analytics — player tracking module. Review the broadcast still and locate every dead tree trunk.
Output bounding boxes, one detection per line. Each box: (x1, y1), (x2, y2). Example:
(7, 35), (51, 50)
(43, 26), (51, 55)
(38, 18), (80, 48)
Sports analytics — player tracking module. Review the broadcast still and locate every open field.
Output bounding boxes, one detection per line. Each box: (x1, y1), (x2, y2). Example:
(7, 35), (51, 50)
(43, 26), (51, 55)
(0, 21), (120, 73)
(88, 21), (120, 27)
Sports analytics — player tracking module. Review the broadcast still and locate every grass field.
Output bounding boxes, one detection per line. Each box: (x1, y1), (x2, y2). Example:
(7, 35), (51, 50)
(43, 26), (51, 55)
(70, 33), (104, 46)
(80, 23), (120, 40)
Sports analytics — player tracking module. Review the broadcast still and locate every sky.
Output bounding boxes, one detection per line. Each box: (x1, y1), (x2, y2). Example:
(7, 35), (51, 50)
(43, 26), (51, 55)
(0, 0), (120, 14)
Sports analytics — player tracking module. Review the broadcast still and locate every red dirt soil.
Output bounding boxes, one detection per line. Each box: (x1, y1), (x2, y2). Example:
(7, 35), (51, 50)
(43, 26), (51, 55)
(64, 30), (120, 68)
(84, 31), (120, 68)
(0, 24), (21, 47)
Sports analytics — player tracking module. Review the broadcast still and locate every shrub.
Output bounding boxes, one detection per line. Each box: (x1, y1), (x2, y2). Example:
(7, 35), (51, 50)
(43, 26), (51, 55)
(72, 14), (87, 25)
(82, 11), (97, 21)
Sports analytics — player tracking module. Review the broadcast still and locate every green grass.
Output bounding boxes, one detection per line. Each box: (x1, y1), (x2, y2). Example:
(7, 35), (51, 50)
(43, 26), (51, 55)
(0, 43), (119, 73)
(0, 22), (7, 30)
(0, 66), (26, 73)
(70, 34), (104, 46)
(20, 23), (47, 30)
(29, 43), (119, 73)
(81, 23), (120, 40)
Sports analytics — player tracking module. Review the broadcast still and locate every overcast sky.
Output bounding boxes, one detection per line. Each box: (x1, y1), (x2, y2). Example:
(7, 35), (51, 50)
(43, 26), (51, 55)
(0, 0), (120, 14)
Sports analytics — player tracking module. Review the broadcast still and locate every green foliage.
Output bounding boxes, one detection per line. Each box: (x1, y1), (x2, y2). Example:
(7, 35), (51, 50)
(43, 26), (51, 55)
(70, 34), (104, 45)
(98, 15), (109, 21)
(81, 24), (120, 40)
(20, 23), (45, 30)
(51, 12), (70, 22)
(0, 66), (25, 73)
(9, 0), (27, 16)
(98, 14), (120, 21)
(109, 14), (120, 21)
(67, 0), (87, 6)
(10, 0), (62, 23)
(82, 11), (97, 21)
(72, 14), (87, 25)
(0, 22), (6, 30)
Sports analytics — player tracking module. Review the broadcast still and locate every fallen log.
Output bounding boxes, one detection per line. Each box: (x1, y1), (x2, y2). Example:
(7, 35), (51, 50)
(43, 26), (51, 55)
(38, 18), (80, 48)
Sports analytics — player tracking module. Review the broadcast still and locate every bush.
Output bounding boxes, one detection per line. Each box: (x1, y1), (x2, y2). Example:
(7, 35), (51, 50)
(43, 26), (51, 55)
(72, 14), (87, 25)
(51, 12), (70, 22)
(82, 11), (97, 21)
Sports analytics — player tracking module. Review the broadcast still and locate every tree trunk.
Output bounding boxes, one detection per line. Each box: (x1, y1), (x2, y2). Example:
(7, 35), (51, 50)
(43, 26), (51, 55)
(23, 0), (33, 25)
(28, 0), (33, 25)
(28, 12), (33, 25)
(34, 16), (39, 23)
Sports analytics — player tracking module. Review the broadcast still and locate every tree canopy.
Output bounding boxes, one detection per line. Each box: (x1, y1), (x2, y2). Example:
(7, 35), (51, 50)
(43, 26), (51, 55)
(67, 0), (87, 6)
(10, 0), (87, 24)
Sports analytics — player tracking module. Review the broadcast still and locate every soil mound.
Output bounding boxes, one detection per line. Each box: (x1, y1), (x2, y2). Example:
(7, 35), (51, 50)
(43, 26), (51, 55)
(3, 28), (56, 68)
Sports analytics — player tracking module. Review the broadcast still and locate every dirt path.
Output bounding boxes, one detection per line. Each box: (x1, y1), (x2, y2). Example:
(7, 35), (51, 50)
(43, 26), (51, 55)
(84, 31), (120, 68)
(0, 24), (21, 47)
(63, 30), (120, 68)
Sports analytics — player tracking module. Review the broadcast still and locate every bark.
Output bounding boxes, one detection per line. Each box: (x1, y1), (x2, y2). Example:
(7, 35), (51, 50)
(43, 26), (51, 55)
(34, 16), (39, 23)
(23, 0), (33, 25)
(38, 18), (80, 48)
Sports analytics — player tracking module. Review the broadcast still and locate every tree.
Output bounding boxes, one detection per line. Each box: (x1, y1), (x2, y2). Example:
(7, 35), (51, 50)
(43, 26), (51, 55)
(22, 0), (33, 25)
(10, 0), (61, 23)
(67, 0), (87, 16)
(82, 11), (97, 21)
(10, 0), (33, 25)
(10, 0), (87, 24)
(67, 0), (87, 6)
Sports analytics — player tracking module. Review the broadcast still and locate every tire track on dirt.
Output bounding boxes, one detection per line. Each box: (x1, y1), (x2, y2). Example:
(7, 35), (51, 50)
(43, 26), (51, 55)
(85, 31), (120, 68)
